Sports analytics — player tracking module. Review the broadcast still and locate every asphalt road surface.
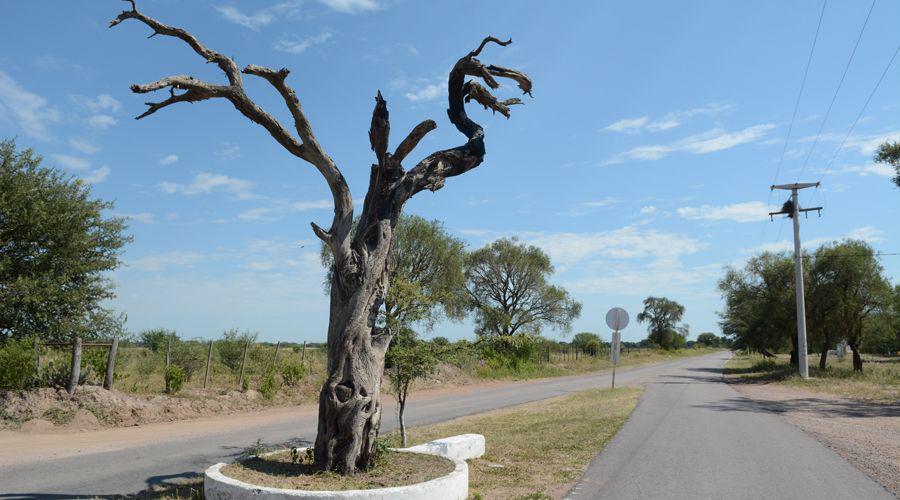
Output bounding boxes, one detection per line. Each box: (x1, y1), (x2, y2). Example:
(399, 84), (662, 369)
(0, 353), (717, 498)
(565, 351), (894, 500)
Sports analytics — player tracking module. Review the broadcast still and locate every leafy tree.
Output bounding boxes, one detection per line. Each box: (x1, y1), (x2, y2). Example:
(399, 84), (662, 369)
(384, 328), (437, 447)
(572, 332), (602, 353)
(218, 329), (257, 372)
(695, 332), (721, 347)
(465, 238), (581, 339)
(140, 328), (177, 352)
(0, 140), (130, 343)
(874, 141), (900, 188)
(718, 253), (796, 358)
(636, 297), (687, 350)
(809, 240), (892, 371)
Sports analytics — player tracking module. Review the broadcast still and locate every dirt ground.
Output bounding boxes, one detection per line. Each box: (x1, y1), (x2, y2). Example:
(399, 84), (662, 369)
(731, 381), (900, 496)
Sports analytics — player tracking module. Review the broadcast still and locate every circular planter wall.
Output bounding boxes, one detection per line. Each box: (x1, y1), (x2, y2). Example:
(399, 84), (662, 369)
(204, 449), (468, 500)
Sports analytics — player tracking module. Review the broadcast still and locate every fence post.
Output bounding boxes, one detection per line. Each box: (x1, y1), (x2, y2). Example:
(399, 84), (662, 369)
(301, 341), (307, 365)
(271, 341), (281, 369)
(165, 339), (171, 371)
(33, 333), (41, 385)
(238, 340), (250, 390)
(103, 338), (119, 390)
(204, 340), (213, 389)
(67, 337), (82, 396)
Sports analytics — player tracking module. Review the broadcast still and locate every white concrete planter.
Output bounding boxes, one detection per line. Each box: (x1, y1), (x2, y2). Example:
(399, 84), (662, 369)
(205, 448), (468, 500)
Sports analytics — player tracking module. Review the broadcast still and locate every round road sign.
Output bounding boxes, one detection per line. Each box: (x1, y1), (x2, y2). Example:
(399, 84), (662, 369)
(605, 307), (629, 331)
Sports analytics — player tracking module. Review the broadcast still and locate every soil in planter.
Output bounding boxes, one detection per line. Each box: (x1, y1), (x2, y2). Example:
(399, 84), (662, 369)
(220, 450), (456, 490)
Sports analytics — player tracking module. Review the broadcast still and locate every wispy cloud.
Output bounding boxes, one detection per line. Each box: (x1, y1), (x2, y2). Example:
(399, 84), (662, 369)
(603, 103), (732, 134)
(69, 137), (100, 155)
(129, 251), (206, 272)
(214, 2), (302, 30)
(319, 0), (380, 14)
(159, 154), (179, 165)
(0, 70), (61, 140)
(159, 172), (255, 200)
(71, 94), (122, 114)
(603, 123), (777, 164)
(676, 201), (769, 223)
(274, 31), (332, 54)
(405, 79), (446, 103)
(822, 162), (893, 178)
(82, 166), (110, 184)
(215, 142), (241, 161)
(115, 212), (156, 224)
(292, 199), (333, 211)
(239, 207), (275, 221)
(51, 153), (91, 171)
(742, 226), (884, 254)
(88, 114), (117, 130)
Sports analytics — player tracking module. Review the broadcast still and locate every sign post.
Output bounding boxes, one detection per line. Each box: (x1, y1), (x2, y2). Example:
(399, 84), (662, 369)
(605, 307), (629, 391)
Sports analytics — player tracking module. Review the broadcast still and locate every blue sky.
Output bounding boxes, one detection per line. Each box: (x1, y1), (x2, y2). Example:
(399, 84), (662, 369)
(1, 0), (898, 343)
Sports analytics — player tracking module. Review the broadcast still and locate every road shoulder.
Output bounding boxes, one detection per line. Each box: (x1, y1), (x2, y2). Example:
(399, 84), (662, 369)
(731, 381), (900, 496)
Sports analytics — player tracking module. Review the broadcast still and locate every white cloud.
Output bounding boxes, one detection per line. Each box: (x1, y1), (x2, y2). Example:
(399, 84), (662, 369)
(69, 137), (100, 154)
(319, 0), (379, 13)
(581, 198), (621, 208)
(292, 199), (333, 211)
(0, 70), (61, 140)
(602, 103), (732, 134)
(115, 212), (156, 224)
(129, 251), (206, 272)
(159, 154), (179, 165)
(159, 172), (255, 199)
(239, 207), (275, 221)
(640, 206), (658, 214)
(824, 162), (894, 178)
(846, 226), (884, 243)
(274, 32), (332, 54)
(79, 94), (122, 114)
(605, 123), (777, 164)
(82, 165), (110, 184)
(88, 114), (117, 130)
(405, 81), (445, 103)
(676, 201), (770, 223)
(51, 153), (91, 171)
(215, 142), (241, 160)
(741, 226), (884, 255)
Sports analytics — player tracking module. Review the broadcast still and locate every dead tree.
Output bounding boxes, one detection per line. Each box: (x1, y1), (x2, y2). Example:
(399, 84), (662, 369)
(110, 1), (532, 474)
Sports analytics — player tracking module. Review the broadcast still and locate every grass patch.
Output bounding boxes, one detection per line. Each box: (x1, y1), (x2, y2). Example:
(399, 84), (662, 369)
(41, 407), (75, 426)
(221, 450), (454, 490)
(382, 386), (642, 499)
(725, 353), (900, 402)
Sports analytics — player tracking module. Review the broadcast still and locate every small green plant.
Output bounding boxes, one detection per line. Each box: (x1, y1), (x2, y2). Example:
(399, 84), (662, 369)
(240, 375), (250, 392)
(290, 447), (300, 465)
(259, 369), (280, 400)
(0, 338), (36, 390)
(280, 360), (305, 386)
(473, 493), (484, 500)
(42, 407), (76, 425)
(164, 365), (185, 394)
(240, 438), (268, 460)
(305, 447), (314, 464)
(373, 436), (391, 466)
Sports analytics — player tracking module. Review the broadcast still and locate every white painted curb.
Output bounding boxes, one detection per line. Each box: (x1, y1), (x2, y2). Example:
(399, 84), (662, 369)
(405, 434), (485, 461)
(204, 448), (467, 500)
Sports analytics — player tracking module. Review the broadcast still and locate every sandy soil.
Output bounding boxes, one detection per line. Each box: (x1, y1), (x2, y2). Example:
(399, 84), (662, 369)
(732, 382), (900, 496)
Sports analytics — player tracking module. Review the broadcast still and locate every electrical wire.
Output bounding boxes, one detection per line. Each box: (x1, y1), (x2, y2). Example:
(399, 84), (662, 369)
(796, 0), (877, 182)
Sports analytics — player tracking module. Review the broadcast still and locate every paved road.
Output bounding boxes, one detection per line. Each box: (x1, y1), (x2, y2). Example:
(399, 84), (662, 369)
(566, 351), (894, 500)
(0, 354), (717, 498)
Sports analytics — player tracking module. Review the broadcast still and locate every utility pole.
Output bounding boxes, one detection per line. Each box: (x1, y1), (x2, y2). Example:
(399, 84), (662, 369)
(769, 182), (822, 379)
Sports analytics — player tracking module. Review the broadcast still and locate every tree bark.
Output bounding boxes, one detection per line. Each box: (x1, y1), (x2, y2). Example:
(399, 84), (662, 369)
(819, 347), (827, 371)
(111, 5), (530, 475)
(790, 335), (799, 367)
(849, 340), (863, 371)
(399, 392), (408, 448)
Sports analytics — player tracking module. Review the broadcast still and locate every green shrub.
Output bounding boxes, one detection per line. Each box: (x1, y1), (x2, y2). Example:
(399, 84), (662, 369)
(279, 361), (305, 386)
(258, 370), (280, 399)
(165, 365), (185, 394)
(83, 348), (109, 383)
(0, 338), (36, 390)
(218, 329), (257, 372)
(40, 359), (71, 388)
(140, 328), (177, 352)
(170, 341), (205, 380)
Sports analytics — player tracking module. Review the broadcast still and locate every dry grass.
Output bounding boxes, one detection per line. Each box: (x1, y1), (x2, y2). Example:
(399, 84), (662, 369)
(221, 450), (454, 490)
(725, 353), (900, 403)
(381, 386), (642, 499)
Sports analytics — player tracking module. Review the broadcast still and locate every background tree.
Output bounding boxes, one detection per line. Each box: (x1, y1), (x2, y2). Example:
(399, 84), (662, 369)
(696, 332), (721, 347)
(636, 297), (686, 350)
(384, 327), (437, 447)
(718, 253), (796, 358)
(809, 240), (891, 371)
(111, 2), (532, 473)
(140, 328), (177, 353)
(0, 140), (130, 344)
(572, 332), (602, 354)
(465, 238), (581, 339)
(874, 141), (900, 188)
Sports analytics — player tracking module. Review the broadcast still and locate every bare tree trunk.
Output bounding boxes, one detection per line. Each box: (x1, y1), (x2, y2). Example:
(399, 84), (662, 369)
(67, 337), (82, 396)
(399, 394), (407, 448)
(111, 5), (530, 475)
(849, 340), (863, 371)
(819, 347), (827, 371)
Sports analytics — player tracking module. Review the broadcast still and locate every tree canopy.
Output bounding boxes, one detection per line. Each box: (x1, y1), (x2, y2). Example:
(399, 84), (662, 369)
(0, 140), (130, 343)
(636, 296), (687, 349)
(464, 238), (581, 338)
(874, 141), (900, 188)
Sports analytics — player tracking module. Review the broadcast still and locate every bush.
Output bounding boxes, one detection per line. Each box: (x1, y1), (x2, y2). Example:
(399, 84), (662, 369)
(280, 361), (305, 387)
(140, 328), (177, 352)
(170, 341), (205, 380)
(165, 365), (185, 394)
(0, 338), (36, 390)
(83, 348), (109, 384)
(480, 334), (540, 372)
(258, 370), (280, 399)
(218, 329), (257, 372)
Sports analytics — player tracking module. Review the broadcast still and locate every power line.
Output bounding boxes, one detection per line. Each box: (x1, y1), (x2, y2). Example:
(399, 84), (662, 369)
(760, 0), (827, 247)
(818, 43), (900, 180)
(796, 0), (877, 182)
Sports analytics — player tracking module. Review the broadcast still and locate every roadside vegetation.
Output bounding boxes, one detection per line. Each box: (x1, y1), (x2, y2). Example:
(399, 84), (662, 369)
(725, 352), (899, 403)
